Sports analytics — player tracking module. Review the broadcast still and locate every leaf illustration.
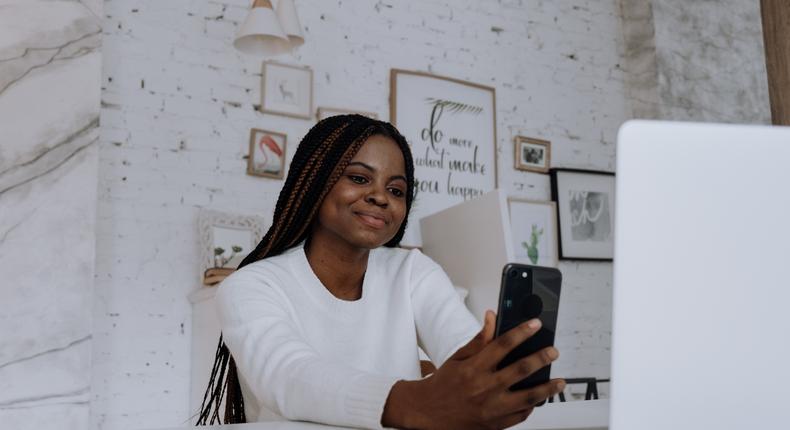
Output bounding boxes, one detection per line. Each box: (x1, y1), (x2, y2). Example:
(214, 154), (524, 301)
(425, 97), (483, 115)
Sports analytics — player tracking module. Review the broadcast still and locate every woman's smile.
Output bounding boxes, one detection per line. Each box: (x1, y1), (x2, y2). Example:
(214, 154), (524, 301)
(311, 134), (407, 250)
(354, 210), (388, 229)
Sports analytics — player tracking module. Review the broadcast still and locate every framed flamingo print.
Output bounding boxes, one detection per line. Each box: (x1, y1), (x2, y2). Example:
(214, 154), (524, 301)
(247, 128), (287, 179)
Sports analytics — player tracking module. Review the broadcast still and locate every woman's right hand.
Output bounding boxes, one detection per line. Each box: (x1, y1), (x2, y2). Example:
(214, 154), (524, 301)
(382, 311), (565, 430)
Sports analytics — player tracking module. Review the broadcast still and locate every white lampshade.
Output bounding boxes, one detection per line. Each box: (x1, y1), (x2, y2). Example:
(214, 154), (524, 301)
(274, 0), (304, 47)
(233, 0), (292, 56)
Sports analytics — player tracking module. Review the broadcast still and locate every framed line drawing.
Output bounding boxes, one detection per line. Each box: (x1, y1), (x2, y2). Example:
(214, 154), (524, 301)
(508, 199), (558, 267)
(390, 69), (497, 247)
(260, 61), (313, 119)
(316, 107), (378, 121)
(550, 168), (616, 261)
(247, 128), (287, 179)
(514, 136), (551, 173)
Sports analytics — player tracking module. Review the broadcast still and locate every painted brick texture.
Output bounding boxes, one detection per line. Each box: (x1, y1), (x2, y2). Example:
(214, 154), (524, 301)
(95, 0), (628, 427)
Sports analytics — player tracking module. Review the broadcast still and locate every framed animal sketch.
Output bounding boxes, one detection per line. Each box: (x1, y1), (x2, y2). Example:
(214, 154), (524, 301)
(247, 128), (287, 179)
(261, 61), (313, 119)
(550, 168), (616, 261)
(514, 136), (551, 173)
(508, 199), (558, 267)
(317, 107), (378, 121)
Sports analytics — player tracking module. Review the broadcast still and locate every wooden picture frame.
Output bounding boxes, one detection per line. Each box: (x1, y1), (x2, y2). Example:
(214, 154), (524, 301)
(390, 69), (498, 246)
(247, 128), (287, 179)
(508, 199), (559, 267)
(316, 106), (378, 121)
(260, 61), (313, 119)
(514, 136), (551, 173)
(550, 168), (616, 261)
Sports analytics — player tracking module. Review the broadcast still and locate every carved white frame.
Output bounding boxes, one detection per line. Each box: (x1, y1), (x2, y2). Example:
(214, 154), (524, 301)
(197, 209), (267, 278)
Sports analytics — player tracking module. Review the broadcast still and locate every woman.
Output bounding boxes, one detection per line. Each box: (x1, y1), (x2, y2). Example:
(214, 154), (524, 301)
(198, 115), (565, 429)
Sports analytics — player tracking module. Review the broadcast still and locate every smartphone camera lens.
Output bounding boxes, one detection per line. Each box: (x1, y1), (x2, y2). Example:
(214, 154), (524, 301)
(509, 269), (518, 278)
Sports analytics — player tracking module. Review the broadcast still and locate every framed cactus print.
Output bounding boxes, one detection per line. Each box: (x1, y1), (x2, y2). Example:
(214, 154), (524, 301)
(508, 199), (558, 267)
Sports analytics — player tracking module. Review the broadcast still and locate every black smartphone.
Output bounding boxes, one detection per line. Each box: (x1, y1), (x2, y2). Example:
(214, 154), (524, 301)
(494, 263), (562, 392)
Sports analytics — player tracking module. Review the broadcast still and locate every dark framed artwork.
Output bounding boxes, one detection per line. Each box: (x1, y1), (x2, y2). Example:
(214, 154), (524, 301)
(550, 168), (616, 261)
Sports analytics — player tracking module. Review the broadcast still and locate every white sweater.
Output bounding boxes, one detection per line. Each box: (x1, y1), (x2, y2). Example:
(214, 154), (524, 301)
(215, 243), (480, 429)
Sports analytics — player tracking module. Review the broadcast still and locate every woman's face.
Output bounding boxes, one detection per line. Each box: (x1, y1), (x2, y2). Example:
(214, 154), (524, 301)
(313, 134), (408, 250)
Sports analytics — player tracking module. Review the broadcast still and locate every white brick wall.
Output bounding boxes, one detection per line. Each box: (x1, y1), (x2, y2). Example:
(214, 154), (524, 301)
(95, 0), (630, 428)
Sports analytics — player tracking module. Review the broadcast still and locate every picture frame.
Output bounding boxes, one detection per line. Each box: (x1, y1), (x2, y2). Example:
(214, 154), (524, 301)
(550, 168), (616, 261)
(508, 199), (558, 267)
(390, 69), (498, 246)
(316, 106), (378, 121)
(247, 128), (287, 179)
(514, 136), (551, 173)
(197, 209), (266, 284)
(260, 61), (313, 119)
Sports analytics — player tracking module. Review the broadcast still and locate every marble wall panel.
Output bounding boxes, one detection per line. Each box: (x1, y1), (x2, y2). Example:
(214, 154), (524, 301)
(0, 1), (101, 428)
(651, 0), (771, 123)
(618, 0), (662, 119)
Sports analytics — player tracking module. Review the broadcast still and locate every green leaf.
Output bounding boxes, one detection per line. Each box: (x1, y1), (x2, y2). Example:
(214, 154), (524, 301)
(425, 97), (484, 115)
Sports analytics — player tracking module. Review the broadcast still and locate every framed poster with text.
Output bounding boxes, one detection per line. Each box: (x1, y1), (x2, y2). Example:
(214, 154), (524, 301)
(390, 69), (497, 247)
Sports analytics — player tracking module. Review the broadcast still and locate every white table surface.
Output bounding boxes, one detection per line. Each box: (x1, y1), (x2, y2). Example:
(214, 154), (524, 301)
(151, 399), (608, 430)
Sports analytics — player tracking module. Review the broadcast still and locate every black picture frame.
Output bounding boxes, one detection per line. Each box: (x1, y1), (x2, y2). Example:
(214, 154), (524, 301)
(550, 168), (616, 262)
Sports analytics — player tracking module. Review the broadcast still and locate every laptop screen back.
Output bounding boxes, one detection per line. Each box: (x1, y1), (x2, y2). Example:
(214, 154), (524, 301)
(611, 121), (790, 430)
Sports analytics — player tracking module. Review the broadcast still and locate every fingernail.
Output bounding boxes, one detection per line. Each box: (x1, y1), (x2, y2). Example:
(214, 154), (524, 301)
(557, 381), (566, 391)
(547, 347), (559, 359)
(527, 319), (541, 329)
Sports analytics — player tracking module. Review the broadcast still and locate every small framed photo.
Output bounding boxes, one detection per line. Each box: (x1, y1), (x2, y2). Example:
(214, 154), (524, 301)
(550, 168), (616, 261)
(247, 128), (287, 179)
(316, 107), (379, 121)
(508, 199), (558, 267)
(261, 61), (313, 119)
(197, 209), (266, 284)
(514, 136), (551, 173)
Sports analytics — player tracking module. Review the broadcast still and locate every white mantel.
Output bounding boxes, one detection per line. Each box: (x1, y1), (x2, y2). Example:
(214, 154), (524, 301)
(154, 399), (608, 430)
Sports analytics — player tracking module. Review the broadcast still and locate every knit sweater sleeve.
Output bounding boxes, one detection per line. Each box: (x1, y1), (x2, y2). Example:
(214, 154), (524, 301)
(214, 269), (400, 429)
(409, 251), (481, 367)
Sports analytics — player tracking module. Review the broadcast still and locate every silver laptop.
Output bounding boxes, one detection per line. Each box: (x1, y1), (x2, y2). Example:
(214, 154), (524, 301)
(611, 121), (790, 429)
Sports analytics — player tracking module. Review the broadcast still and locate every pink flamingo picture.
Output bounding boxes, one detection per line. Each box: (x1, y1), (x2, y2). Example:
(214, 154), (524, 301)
(257, 134), (284, 174)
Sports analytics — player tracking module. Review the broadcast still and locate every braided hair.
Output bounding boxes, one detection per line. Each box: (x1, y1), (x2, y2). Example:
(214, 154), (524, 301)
(196, 114), (415, 425)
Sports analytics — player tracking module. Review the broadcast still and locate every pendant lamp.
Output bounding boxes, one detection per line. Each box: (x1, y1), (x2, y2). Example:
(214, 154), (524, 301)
(233, 0), (292, 56)
(274, 0), (304, 48)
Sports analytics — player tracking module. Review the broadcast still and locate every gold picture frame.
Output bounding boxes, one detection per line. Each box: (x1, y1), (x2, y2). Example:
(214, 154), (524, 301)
(514, 136), (551, 173)
(507, 198), (559, 267)
(247, 128), (287, 179)
(316, 106), (378, 121)
(260, 61), (313, 119)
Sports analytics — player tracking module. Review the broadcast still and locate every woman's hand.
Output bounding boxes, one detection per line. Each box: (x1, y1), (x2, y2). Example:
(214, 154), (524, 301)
(382, 311), (565, 430)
